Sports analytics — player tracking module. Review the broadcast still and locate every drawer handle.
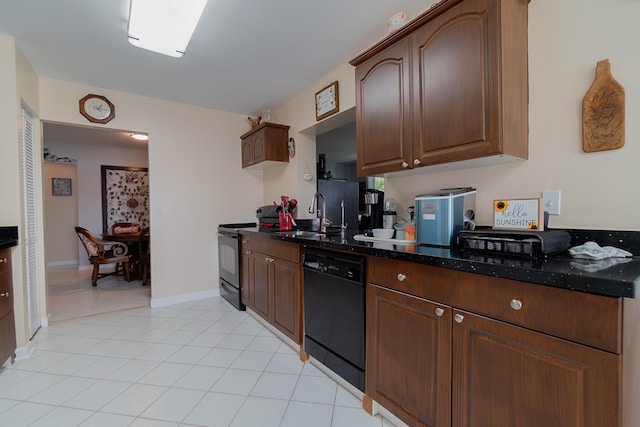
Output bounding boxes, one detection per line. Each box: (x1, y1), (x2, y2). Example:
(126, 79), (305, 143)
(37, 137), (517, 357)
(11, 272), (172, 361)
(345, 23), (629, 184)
(245, 250), (251, 255)
(0, 292), (9, 298)
(401, 161), (409, 169)
(454, 313), (464, 323)
(242, 240), (249, 244)
(510, 299), (523, 310)
(265, 257), (274, 263)
(435, 307), (444, 317)
(413, 158), (421, 166)
(397, 273), (406, 282)
(0, 258), (6, 263)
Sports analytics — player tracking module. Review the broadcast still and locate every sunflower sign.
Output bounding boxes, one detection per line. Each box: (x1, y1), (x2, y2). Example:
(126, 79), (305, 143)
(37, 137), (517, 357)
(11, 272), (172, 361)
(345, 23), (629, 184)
(493, 198), (543, 231)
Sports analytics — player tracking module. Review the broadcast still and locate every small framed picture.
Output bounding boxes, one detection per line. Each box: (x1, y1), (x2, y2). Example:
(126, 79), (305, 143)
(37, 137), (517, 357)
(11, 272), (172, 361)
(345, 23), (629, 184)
(315, 81), (339, 121)
(52, 178), (72, 196)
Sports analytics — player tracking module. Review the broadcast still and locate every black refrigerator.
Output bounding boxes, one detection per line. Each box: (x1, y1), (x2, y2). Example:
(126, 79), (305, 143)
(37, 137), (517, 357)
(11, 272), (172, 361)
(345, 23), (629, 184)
(317, 179), (359, 231)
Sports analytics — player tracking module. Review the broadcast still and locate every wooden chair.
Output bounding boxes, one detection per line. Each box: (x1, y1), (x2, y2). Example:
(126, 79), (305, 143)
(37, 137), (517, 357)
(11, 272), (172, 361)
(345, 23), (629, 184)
(139, 227), (150, 286)
(111, 222), (140, 234)
(75, 226), (131, 287)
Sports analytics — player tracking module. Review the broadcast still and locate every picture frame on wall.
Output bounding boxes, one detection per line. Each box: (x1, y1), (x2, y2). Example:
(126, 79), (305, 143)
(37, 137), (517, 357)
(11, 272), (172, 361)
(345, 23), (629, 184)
(315, 81), (339, 121)
(101, 165), (149, 233)
(52, 178), (72, 196)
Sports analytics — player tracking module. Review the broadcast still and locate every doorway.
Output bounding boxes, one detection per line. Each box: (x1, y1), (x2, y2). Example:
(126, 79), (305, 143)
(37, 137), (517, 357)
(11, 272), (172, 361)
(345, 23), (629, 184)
(42, 122), (151, 322)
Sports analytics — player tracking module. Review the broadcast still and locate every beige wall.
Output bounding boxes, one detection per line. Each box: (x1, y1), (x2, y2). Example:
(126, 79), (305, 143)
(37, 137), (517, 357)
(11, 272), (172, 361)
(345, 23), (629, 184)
(38, 78), (264, 304)
(273, 0), (640, 231)
(43, 163), (78, 266)
(268, 62), (357, 219)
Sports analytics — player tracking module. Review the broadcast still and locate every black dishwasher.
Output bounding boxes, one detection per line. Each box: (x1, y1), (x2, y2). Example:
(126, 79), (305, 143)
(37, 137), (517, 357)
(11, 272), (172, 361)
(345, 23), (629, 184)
(303, 247), (365, 391)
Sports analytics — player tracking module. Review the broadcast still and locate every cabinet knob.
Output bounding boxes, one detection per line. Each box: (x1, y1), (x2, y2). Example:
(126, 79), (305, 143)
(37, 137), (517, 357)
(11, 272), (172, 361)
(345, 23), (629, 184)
(245, 250), (251, 255)
(413, 158), (421, 166)
(0, 292), (9, 298)
(397, 273), (406, 282)
(401, 161), (409, 168)
(454, 313), (464, 323)
(510, 299), (523, 310)
(242, 239), (249, 244)
(435, 307), (444, 317)
(0, 258), (6, 263)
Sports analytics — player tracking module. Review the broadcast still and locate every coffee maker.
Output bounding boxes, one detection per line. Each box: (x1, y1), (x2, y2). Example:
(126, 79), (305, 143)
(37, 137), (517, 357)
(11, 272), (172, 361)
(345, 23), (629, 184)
(360, 189), (384, 232)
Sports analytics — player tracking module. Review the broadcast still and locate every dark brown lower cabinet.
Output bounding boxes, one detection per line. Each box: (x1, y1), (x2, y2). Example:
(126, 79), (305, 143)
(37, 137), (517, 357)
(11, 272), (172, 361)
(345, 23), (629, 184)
(0, 248), (16, 366)
(367, 284), (451, 427)
(241, 234), (302, 344)
(366, 255), (622, 427)
(452, 310), (620, 427)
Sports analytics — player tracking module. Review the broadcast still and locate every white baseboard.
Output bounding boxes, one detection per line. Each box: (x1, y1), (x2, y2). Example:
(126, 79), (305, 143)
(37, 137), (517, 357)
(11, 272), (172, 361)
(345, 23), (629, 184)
(47, 260), (78, 267)
(14, 341), (34, 361)
(150, 289), (221, 308)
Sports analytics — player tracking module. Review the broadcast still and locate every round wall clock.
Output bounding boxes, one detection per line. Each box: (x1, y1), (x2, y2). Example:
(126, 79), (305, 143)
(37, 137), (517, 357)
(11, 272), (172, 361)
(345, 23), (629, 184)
(79, 94), (115, 124)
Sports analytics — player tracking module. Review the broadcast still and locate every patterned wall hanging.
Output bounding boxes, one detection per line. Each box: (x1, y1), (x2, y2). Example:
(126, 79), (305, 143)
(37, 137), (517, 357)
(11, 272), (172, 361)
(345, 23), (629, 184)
(101, 165), (149, 233)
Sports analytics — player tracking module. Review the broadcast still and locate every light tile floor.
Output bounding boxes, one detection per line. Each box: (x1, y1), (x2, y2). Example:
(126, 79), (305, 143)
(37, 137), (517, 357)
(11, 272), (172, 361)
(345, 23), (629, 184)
(47, 265), (151, 322)
(0, 297), (398, 426)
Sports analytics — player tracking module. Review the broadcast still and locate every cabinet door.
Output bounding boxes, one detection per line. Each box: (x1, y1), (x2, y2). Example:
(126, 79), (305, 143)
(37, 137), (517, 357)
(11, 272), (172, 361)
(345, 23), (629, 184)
(252, 130), (266, 164)
(367, 284), (452, 427)
(452, 310), (621, 427)
(241, 135), (254, 168)
(0, 249), (15, 365)
(355, 38), (413, 176)
(240, 245), (253, 308)
(412, 0), (501, 166)
(251, 252), (271, 321)
(272, 258), (301, 343)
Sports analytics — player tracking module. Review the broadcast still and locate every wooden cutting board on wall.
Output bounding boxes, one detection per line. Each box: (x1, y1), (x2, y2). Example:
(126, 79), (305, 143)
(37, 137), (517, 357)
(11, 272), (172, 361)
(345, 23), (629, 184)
(582, 59), (625, 153)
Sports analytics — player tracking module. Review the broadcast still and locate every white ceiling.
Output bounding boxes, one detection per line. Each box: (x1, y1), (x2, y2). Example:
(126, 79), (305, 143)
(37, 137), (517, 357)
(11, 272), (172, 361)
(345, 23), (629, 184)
(0, 0), (428, 117)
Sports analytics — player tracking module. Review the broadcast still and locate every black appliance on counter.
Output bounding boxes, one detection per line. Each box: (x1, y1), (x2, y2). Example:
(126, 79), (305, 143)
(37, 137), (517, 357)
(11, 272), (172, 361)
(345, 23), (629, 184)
(360, 188), (384, 232)
(256, 205), (280, 231)
(217, 222), (256, 310)
(457, 229), (571, 259)
(303, 247), (366, 391)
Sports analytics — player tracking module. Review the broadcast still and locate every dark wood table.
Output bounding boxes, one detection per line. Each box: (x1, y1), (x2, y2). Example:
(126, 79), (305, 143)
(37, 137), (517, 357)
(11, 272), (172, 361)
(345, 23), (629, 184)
(102, 233), (149, 281)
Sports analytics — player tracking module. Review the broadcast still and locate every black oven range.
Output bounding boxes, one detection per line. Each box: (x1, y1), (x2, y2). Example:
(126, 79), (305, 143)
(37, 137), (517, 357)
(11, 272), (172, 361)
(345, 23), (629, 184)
(217, 222), (256, 310)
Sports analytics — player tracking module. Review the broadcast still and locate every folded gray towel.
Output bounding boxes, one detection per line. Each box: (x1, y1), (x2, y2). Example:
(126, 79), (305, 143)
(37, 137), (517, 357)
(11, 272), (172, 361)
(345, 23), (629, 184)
(568, 241), (632, 260)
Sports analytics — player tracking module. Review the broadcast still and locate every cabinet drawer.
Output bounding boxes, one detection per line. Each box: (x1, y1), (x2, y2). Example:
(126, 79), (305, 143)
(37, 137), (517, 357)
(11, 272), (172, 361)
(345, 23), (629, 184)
(367, 255), (622, 354)
(0, 250), (12, 320)
(253, 238), (300, 263)
(367, 256), (456, 303)
(0, 249), (10, 274)
(451, 272), (622, 354)
(240, 235), (252, 251)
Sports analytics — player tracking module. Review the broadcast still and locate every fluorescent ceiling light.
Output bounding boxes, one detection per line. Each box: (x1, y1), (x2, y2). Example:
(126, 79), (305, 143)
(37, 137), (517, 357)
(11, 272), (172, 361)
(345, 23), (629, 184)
(128, 0), (208, 58)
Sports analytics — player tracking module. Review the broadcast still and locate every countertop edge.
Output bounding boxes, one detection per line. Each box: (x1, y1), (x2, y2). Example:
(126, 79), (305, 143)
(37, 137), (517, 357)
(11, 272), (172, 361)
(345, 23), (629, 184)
(240, 228), (636, 299)
(0, 239), (18, 250)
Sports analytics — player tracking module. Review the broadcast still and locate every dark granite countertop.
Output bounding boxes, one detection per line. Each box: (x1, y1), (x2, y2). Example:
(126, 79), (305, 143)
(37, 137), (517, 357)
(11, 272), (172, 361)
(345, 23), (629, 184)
(0, 226), (18, 250)
(239, 227), (639, 299)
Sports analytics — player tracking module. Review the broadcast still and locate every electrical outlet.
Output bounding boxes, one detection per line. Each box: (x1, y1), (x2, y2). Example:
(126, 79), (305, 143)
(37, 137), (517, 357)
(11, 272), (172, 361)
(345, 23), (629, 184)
(542, 190), (561, 215)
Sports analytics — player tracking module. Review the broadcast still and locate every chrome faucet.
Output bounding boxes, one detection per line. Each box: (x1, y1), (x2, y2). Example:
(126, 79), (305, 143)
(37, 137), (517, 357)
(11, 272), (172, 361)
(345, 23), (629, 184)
(308, 192), (331, 233)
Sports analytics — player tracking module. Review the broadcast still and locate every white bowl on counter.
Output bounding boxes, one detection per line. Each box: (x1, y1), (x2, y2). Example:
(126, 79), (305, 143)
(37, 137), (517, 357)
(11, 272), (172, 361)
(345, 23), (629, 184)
(372, 228), (394, 239)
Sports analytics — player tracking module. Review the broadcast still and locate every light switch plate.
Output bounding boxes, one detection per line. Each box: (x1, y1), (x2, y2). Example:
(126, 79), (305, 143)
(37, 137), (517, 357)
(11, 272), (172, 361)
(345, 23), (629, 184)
(542, 190), (561, 215)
